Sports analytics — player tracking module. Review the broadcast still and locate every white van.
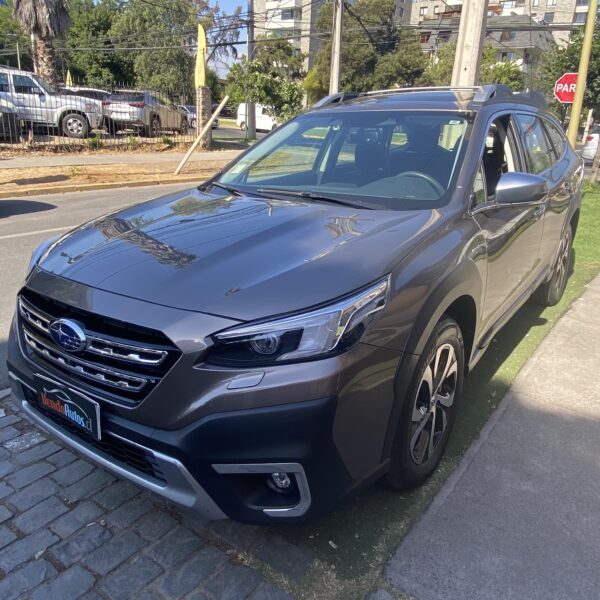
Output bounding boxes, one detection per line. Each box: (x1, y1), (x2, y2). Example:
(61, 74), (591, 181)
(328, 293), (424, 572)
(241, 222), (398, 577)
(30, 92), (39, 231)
(237, 103), (277, 132)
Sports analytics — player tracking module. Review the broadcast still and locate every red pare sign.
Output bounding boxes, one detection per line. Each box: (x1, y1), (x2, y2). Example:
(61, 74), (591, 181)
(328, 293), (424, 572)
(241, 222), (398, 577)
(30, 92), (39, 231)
(554, 73), (578, 104)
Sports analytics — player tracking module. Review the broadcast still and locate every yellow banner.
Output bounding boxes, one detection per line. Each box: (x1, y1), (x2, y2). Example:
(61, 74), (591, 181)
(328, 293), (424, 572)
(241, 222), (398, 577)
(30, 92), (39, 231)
(195, 24), (207, 88)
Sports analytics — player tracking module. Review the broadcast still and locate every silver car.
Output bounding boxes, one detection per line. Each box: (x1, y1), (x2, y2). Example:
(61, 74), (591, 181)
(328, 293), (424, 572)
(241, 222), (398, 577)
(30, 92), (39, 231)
(0, 67), (102, 138)
(105, 91), (188, 137)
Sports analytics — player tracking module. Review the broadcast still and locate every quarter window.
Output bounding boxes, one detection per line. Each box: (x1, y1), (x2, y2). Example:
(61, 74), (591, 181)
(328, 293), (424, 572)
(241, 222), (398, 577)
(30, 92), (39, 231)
(472, 165), (487, 208)
(516, 114), (554, 174)
(543, 119), (566, 158)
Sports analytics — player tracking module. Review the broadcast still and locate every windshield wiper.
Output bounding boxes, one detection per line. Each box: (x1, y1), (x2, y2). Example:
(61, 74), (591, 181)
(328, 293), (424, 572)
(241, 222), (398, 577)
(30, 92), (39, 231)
(200, 181), (243, 196)
(256, 188), (373, 209)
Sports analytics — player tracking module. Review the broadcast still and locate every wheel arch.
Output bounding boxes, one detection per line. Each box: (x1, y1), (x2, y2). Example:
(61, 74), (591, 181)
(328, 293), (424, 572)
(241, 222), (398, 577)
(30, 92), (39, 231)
(59, 110), (91, 127)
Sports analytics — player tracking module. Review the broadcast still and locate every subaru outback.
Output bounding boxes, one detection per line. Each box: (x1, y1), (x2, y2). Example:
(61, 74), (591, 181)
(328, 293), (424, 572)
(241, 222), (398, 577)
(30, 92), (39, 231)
(7, 85), (583, 523)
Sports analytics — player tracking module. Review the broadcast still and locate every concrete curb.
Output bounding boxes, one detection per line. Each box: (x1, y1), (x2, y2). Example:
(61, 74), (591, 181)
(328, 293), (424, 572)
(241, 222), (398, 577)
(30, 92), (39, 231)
(0, 173), (215, 199)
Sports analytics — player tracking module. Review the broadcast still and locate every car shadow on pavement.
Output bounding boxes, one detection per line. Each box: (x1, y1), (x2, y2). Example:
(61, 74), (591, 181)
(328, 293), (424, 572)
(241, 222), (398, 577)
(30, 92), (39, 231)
(0, 199), (56, 219)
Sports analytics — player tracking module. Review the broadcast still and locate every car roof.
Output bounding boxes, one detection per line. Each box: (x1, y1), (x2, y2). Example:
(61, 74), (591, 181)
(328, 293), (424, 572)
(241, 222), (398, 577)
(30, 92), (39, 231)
(311, 85), (547, 114)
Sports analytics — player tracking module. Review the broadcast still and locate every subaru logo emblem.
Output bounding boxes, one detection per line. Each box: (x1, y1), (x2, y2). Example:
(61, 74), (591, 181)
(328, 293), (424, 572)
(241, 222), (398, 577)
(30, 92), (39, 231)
(49, 319), (87, 353)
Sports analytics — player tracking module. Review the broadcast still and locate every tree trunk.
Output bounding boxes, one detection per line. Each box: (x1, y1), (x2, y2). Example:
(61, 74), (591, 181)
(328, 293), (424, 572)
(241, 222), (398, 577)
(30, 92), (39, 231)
(35, 37), (57, 86)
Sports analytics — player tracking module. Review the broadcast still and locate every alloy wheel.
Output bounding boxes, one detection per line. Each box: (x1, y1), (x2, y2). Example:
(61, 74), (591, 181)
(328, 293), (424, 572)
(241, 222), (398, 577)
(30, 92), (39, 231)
(65, 117), (84, 136)
(554, 229), (572, 298)
(410, 342), (458, 465)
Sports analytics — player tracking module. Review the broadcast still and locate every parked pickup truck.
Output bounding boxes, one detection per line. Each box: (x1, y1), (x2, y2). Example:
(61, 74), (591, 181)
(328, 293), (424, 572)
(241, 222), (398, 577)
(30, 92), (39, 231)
(0, 67), (102, 138)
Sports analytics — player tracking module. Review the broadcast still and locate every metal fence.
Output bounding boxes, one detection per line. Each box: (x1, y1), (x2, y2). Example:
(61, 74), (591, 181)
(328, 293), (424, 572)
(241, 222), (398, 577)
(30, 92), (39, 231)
(0, 80), (228, 151)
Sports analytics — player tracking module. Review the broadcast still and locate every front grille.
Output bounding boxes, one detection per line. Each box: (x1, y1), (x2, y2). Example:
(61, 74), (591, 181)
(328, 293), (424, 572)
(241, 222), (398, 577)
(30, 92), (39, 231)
(23, 386), (165, 484)
(18, 289), (181, 406)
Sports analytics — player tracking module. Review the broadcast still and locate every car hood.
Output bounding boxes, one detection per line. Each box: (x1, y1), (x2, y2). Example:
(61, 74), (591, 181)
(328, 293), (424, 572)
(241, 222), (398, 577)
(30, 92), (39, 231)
(38, 188), (439, 321)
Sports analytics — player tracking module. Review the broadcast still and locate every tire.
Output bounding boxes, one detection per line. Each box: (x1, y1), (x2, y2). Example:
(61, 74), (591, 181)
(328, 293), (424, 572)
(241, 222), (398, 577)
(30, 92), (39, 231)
(533, 224), (573, 307)
(144, 114), (161, 138)
(61, 113), (89, 139)
(180, 117), (189, 135)
(239, 121), (247, 131)
(386, 317), (464, 490)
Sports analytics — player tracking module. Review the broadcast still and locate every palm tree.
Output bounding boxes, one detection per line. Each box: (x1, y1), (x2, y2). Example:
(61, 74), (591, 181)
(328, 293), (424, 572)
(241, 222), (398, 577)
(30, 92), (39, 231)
(13, 0), (71, 84)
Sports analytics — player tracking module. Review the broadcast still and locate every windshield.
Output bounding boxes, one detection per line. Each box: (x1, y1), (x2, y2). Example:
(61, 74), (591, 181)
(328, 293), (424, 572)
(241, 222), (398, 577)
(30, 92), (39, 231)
(33, 74), (56, 95)
(218, 110), (470, 210)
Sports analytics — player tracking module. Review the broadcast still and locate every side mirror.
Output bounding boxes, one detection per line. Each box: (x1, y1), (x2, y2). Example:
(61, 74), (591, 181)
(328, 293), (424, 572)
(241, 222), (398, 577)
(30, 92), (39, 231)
(495, 172), (548, 205)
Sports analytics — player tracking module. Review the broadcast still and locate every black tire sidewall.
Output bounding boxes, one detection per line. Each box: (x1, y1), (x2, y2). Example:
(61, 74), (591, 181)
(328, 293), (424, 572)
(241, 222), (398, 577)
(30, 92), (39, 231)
(386, 317), (464, 489)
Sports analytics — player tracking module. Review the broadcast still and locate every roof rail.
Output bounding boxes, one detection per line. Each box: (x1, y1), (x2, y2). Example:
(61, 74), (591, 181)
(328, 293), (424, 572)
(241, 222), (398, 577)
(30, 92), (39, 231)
(312, 84), (547, 110)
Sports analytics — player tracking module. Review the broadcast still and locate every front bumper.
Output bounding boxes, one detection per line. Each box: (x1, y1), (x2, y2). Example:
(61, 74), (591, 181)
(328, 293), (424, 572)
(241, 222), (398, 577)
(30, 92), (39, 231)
(7, 273), (401, 523)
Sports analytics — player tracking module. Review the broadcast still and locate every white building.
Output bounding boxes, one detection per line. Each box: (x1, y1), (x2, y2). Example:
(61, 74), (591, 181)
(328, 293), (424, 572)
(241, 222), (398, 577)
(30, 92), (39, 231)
(410, 0), (587, 45)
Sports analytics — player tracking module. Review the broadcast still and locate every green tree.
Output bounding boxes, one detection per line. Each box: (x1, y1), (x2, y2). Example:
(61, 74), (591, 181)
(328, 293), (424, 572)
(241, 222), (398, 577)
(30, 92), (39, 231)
(0, 1), (32, 71)
(426, 41), (524, 91)
(304, 0), (428, 103)
(65, 0), (131, 88)
(540, 30), (600, 121)
(13, 0), (71, 84)
(251, 34), (306, 80)
(226, 59), (303, 122)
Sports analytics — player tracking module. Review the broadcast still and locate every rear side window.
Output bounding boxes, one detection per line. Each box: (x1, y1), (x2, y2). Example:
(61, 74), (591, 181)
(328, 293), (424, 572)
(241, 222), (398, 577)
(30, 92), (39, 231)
(109, 93), (143, 103)
(543, 118), (566, 158)
(516, 114), (554, 174)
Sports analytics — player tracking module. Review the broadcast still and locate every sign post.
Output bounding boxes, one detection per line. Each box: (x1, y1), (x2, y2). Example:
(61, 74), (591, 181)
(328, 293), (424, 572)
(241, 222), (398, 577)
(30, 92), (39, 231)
(554, 73), (578, 104)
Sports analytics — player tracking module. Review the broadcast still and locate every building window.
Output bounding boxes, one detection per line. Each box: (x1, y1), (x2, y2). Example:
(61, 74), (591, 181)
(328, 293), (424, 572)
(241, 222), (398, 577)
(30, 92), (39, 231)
(544, 12), (555, 22)
(576, 0), (589, 5)
(547, 0), (557, 5)
(396, 6), (404, 17)
(501, 30), (516, 41)
(573, 11), (587, 22)
(498, 51), (516, 61)
(281, 8), (299, 20)
(419, 6), (427, 16)
(502, 0), (516, 8)
(434, 5), (441, 13)
(420, 33), (431, 43)
(532, 0), (539, 5)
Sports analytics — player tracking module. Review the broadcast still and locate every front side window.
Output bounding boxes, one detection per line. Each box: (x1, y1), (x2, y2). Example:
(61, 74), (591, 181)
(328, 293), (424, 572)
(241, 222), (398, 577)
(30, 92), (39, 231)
(13, 75), (39, 94)
(516, 114), (554, 174)
(481, 115), (518, 199)
(0, 73), (9, 92)
(218, 110), (470, 210)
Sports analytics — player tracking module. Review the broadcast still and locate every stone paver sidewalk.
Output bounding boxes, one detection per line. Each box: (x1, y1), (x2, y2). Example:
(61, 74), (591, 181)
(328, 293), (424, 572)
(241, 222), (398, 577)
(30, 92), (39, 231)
(0, 389), (306, 599)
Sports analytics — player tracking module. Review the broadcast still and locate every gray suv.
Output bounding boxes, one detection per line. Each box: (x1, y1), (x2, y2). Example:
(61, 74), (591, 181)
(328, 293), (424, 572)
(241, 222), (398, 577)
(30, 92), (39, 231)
(7, 85), (583, 523)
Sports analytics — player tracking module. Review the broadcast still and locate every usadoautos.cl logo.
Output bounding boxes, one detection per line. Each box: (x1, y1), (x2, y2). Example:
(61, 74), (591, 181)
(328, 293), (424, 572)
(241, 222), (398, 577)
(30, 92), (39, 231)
(49, 318), (88, 353)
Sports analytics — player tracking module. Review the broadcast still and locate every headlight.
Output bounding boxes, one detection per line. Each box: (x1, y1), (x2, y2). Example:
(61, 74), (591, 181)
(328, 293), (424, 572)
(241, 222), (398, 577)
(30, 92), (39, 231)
(206, 277), (389, 367)
(27, 237), (58, 277)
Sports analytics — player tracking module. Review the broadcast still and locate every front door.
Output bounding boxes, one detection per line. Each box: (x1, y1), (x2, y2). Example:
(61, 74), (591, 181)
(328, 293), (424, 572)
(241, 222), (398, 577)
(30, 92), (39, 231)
(471, 114), (546, 334)
(11, 74), (49, 125)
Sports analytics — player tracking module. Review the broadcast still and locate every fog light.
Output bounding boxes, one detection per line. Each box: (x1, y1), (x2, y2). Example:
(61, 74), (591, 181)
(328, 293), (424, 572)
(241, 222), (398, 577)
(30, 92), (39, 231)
(271, 472), (292, 490)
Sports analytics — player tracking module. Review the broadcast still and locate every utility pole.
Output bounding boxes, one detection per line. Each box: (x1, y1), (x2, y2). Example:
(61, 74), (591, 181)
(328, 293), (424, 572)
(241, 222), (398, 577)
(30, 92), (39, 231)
(451, 0), (489, 86)
(329, 0), (343, 94)
(567, 0), (598, 148)
(246, 0), (256, 141)
(16, 41), (21, 70)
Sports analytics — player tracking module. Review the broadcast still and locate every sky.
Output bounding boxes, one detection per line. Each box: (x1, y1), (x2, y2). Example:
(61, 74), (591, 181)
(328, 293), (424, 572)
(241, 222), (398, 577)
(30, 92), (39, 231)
(212, 1), (247, 77)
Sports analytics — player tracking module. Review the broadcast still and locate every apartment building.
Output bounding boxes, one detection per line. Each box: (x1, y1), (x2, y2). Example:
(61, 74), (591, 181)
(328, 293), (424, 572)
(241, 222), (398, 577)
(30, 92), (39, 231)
(253, 0), (413, 70)
(419, 14), (555, 73)
(410, 0), (587, 45)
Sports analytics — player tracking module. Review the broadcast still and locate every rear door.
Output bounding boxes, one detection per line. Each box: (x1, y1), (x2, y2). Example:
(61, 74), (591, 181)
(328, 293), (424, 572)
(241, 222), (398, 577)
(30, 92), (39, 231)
(471, 113), (545, 333)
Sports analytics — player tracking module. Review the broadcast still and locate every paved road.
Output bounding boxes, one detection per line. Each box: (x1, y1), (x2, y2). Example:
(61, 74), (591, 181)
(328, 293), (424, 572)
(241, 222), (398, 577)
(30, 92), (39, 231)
(0, 183), (195, 390)
(0, 183), (301, 600)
